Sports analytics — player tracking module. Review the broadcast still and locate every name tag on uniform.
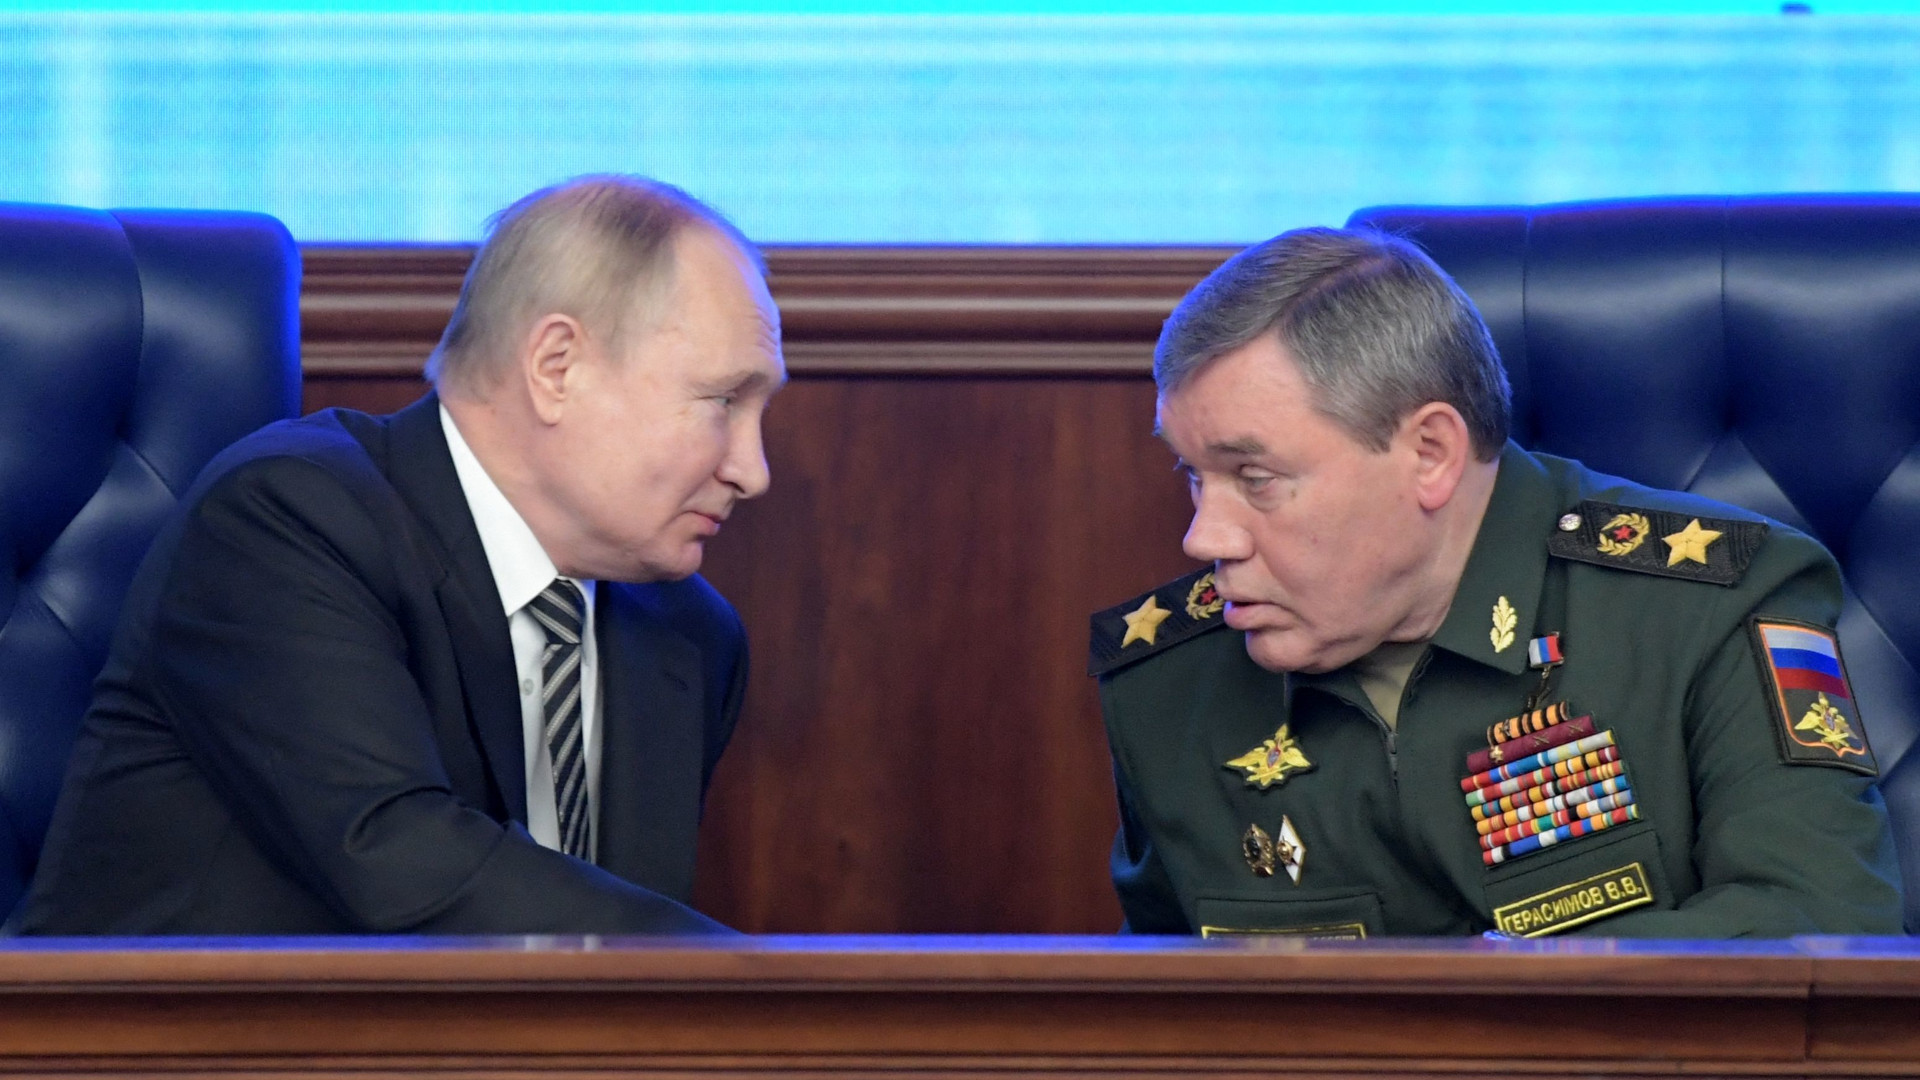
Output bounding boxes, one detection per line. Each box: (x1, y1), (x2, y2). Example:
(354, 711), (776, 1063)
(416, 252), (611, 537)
(1200, 923), (1367, 941)
(1491, 862), (1654, 937)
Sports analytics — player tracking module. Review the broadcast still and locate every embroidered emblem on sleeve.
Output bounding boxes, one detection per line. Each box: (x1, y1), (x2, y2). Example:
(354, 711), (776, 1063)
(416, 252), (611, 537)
(1750, 618), (1877, 775)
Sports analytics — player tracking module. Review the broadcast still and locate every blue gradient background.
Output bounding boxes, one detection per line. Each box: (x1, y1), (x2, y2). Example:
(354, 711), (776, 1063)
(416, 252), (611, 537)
(2, 10), (1917, 241)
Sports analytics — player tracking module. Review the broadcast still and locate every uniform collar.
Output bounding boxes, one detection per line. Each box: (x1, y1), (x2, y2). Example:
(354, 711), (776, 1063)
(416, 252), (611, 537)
(1427, 441), (1555, 676)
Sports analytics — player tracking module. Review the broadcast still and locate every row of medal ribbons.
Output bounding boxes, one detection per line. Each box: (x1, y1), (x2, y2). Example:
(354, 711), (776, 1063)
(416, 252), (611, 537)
(1460, 702), (1639, 867)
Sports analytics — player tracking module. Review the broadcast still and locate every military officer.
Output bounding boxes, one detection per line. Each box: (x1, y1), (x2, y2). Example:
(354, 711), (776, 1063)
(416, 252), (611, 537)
(1092, 226), (1902, 938)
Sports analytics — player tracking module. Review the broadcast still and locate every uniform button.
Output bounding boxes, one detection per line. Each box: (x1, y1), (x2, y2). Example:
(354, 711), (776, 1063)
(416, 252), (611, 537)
(521, 678), (536, 695)
(1558, 513), (1582, 532)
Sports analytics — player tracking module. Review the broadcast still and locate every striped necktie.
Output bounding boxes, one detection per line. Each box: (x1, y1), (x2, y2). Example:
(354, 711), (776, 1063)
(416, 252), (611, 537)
(528, 579), (592, 861)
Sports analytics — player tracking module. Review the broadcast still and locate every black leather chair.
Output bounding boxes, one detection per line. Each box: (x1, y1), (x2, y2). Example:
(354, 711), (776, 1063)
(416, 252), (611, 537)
(1348, 195), (1920, 931)
(0, 204), (300, 917)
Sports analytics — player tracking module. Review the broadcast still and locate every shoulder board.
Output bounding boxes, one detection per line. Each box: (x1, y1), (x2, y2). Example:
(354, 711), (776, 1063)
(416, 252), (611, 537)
(1547, 499), (1768, 586)
(1088, 567), (1231, 678)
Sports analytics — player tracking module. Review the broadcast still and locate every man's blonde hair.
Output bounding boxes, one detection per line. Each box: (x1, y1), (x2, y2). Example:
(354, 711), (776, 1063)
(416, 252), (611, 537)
(426, 175), (760, 398)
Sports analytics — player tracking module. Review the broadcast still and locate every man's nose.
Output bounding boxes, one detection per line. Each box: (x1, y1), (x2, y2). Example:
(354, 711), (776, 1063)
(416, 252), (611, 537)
(1182, 493), (1252, 563)
(720, 422), (772, 500)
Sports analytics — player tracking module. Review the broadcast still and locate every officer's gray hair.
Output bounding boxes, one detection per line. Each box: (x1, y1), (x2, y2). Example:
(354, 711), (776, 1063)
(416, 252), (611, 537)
(427, 174), (762, 399)
(1154, 227), (1510, 462)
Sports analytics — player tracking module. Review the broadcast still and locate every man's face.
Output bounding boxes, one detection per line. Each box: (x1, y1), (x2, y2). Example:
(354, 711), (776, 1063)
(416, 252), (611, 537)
(545, 228), (785, 583)
(1156, 335), (1436, 674)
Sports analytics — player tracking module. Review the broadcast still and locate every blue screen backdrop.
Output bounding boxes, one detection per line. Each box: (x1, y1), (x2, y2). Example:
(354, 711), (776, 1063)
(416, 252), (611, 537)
(2, 9), (1918, 241)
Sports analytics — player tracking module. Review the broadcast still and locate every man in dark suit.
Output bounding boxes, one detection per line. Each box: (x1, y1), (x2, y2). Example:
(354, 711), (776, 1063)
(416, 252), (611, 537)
(16, 175), (783, 934)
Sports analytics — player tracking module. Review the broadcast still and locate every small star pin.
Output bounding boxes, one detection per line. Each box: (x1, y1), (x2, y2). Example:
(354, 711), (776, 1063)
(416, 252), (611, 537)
(1120, 594), (1173, 647)
(1663, 518), (1723, 567)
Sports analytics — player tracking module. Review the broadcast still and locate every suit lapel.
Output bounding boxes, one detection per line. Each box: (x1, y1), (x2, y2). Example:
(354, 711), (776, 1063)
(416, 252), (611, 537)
(385, 394), (529, 823)
(596, 583), (703, 896)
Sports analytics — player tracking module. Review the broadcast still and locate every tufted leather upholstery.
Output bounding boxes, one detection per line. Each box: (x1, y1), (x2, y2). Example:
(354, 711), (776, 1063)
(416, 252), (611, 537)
(0, 204), (299, 917)
(1348, 196), (1920, 931)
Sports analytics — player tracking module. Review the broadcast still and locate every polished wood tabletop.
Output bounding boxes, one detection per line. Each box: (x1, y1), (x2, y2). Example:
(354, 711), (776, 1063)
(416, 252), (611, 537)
(0, 934), (1916, 1077)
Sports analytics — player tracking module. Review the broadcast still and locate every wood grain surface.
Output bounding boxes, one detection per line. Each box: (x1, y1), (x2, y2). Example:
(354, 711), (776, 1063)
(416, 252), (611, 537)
(0, 937), (1910, 1077)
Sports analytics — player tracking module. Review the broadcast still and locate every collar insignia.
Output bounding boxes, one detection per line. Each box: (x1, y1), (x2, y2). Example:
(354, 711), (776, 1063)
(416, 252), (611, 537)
(1490, 596), (1518, 653)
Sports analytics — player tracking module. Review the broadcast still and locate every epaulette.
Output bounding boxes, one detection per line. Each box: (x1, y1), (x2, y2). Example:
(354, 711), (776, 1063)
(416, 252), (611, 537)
(1546, 499), (1768, 587)
(1088, 567), (1231, 677)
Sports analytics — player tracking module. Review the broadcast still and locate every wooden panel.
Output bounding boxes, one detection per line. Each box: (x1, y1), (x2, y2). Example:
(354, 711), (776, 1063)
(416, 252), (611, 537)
(300, 245), (1234, 376)
(690, 378), (1192, 933)
(0, 938), (1876, 1078)
(297, 247), (1217, 934)
(1807, 943), (1920, 1064)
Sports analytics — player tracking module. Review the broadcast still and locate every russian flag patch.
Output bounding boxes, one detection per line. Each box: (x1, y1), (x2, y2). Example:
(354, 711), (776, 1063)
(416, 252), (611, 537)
(1750, 618), (1876, 775)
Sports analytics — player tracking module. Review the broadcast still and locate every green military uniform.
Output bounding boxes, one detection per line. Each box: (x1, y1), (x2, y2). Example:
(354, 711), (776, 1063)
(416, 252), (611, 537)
(1091, 443), (1903, 938)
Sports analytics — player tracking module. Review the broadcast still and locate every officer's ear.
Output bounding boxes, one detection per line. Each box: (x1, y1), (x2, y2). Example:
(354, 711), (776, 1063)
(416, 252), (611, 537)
(1401, 401), (1472, 512)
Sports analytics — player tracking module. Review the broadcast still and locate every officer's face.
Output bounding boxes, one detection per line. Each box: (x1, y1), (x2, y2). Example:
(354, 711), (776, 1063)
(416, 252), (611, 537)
(1157, 335), (1437, 674)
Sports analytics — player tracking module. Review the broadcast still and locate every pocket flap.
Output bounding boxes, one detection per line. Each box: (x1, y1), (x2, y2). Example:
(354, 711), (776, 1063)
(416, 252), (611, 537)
(1195, 888), (1384, 939)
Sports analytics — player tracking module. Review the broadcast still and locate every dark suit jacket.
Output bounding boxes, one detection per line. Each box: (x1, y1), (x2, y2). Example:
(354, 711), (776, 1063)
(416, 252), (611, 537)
(15, 395), (745, 934)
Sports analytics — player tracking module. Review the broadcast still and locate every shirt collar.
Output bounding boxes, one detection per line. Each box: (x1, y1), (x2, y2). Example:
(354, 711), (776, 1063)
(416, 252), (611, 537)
(1427, 441), (1555, 675)
(439, 403), (594, 617)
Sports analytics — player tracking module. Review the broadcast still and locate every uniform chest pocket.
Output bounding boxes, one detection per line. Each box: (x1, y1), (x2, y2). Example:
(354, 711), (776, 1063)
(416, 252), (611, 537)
(1480, 822), (1672, 937)
(1194, 888), (1384, 939)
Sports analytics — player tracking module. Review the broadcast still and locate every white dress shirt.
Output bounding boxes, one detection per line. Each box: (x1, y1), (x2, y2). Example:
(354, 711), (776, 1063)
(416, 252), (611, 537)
(440, 404), (600, 857)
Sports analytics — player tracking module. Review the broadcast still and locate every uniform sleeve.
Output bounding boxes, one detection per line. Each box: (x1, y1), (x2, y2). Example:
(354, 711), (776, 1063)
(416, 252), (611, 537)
(1578, 540), (1903, 937)
(1109, 761), (1190, 934)
(147, 457), (730, 934)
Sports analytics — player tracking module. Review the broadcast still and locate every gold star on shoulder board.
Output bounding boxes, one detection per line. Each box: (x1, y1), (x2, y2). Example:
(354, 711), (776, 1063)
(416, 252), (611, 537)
(1120, 594), (1173, 647)
(1663, 518), (1723, 567)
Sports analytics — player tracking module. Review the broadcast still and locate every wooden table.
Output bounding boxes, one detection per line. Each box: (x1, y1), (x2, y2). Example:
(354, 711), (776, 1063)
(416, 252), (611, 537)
(0, 935), (1916, 1077)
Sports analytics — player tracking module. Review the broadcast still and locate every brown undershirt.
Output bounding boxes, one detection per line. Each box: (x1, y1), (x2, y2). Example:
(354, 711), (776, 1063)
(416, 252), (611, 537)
(1347, 639), (1431, 731)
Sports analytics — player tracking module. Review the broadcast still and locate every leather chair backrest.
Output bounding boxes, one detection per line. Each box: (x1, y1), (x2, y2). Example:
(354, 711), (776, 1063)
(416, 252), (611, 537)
(1349, 195), (1920, 931)
(0, 204), (299, 915)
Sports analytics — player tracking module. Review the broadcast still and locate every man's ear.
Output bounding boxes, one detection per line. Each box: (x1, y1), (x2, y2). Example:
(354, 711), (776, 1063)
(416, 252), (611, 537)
(521, 313), (586, 425)
(1402, 402), (1473, 512)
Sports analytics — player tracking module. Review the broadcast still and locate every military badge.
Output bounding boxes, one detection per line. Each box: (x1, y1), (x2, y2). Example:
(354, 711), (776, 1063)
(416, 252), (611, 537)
(1185, 571), (1224, 620)
(1490, 596), (1517, 653)
(1548, 500), (1767, 587)
(1596, 512), (1652, 556)
(1273, 814), (1304, 883)
(1120, 595), (1172, 648)
(1662, 518), (1722, 567)
(1241, 817), (1304, 882)
(1225, 724), (1314, 789)
(1750, 618), (1876, 775)
(1088, 569), (1232, 677)
(1242, 823), (1276, 876)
